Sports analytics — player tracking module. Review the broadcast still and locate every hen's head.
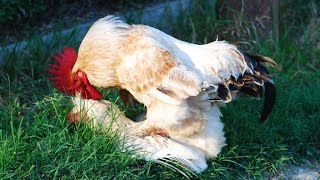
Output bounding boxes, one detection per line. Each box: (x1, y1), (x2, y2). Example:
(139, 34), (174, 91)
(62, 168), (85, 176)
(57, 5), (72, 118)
(47, 47), (103, 100)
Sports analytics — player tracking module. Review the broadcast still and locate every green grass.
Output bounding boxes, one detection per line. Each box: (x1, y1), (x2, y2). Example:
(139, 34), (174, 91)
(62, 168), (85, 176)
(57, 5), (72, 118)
(1, 0), (319, 179)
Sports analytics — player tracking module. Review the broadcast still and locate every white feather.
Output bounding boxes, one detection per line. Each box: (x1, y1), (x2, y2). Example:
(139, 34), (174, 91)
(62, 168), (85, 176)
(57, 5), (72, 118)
(71, 16), (269, 174)
(70, 97), (212, 174)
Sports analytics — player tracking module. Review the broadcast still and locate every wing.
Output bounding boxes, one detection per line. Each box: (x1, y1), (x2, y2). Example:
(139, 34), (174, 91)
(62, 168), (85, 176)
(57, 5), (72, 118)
(117, 31), (202, 105)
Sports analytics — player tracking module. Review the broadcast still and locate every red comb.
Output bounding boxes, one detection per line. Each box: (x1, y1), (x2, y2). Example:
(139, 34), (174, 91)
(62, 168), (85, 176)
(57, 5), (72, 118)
(46, 47), (77, 95)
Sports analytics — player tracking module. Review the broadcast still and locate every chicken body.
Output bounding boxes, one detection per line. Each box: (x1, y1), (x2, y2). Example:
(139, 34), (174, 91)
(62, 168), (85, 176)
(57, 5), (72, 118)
(71, 16), (277, 163)
(69, 97), (213, 173)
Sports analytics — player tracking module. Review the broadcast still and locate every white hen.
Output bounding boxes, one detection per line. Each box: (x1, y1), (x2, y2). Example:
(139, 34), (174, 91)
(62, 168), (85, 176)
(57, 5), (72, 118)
(50, 15), (278, 173)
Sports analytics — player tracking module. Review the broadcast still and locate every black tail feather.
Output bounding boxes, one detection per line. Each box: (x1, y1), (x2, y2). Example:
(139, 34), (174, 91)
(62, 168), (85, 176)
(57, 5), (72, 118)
(244, 53), (278, 122)
(227, 53), (278, 122)
(206, 52), (278, 122)
(260, 81), (276, 122)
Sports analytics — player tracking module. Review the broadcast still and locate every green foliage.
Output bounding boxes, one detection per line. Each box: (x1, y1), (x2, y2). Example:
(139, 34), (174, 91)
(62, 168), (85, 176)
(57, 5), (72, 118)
(0, 0), (319, 179)
(0, 0), (160, 44)
(0, 0), (158, 28)
(0, 0), (47, 26)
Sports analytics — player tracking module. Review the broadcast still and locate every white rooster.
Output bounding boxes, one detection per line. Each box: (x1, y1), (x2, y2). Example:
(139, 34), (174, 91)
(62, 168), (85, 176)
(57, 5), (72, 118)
(48, 16), (278, 173)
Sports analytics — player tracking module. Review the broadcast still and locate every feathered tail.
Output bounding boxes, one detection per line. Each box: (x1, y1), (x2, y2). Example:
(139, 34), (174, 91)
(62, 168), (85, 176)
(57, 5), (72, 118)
(228, 53), (279, 122)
